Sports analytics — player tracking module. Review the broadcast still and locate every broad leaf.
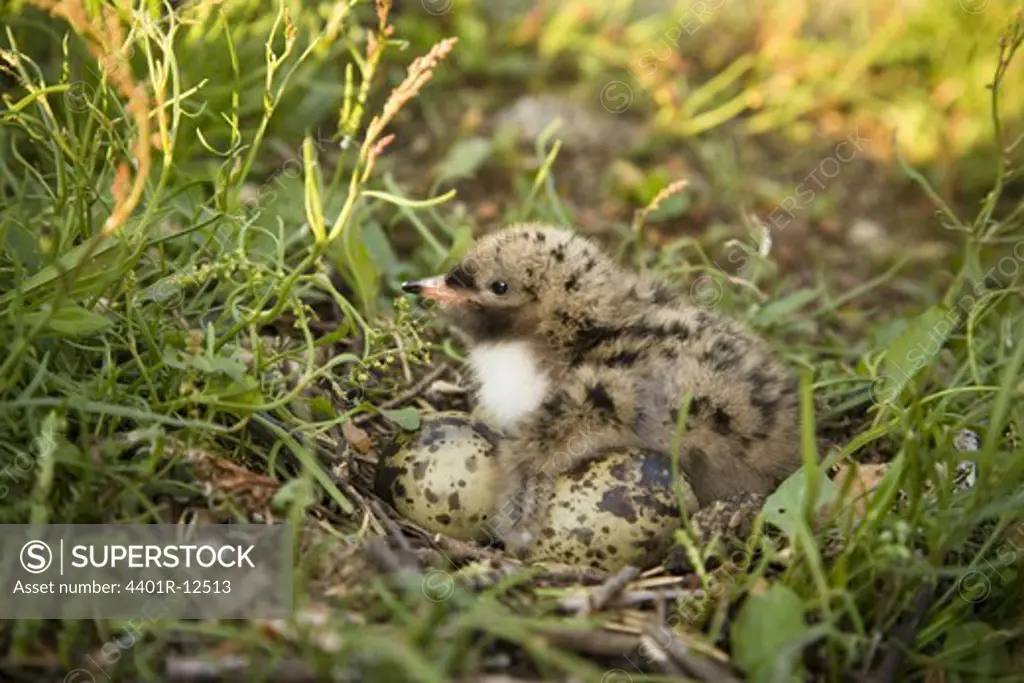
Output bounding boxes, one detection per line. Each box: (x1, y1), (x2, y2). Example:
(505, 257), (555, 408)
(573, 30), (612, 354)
(163, 350), (248, 381)
(201, 376), (266, 416)
(380, 406), (420, 431)
(7, 236), (128, 303)
(879, 304), (954, 399)
(329, 219), (382, 314)
(731, 584), (808, 683)
(763, 467), (838, 539)
(25, 304), (113, 337)
(361, 221), (400, 277)
(434, 137), (493, 185)
(272, 477), (317, 513)
(751, 288), (819, 327)
(183, 355), (249, 382)
(939, 621), (1012, 678)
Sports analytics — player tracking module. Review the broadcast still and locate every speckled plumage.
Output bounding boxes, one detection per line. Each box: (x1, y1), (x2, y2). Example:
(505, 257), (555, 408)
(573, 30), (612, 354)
(405, 224), (801, 552)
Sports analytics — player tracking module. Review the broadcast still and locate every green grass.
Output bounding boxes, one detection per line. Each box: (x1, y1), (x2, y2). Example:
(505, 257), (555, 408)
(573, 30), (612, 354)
(2, 1), (1024, 681)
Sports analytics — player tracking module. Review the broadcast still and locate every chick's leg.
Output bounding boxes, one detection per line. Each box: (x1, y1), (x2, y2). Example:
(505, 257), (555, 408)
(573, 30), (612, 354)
(489, 364), (640, 553)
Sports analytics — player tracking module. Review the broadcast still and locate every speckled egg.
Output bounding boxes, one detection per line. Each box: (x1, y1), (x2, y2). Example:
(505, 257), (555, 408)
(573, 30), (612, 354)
(374, 412), (502, 540)
(374, 412), (699, 571)
(526, 448), (698, 571)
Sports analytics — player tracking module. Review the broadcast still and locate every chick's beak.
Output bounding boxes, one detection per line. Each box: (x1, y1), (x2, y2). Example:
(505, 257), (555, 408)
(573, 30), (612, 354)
(400, 276), (466, 303)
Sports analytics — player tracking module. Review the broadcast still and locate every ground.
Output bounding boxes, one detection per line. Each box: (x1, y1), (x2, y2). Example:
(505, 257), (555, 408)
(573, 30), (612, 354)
(1, 1), (1023, 681)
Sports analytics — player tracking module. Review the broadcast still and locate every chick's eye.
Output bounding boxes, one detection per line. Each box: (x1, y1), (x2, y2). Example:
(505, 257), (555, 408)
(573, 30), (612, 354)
(489, 281), (508, 295)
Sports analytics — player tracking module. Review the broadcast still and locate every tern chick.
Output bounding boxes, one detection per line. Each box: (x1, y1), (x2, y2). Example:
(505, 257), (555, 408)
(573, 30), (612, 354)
(402, 224), (800, 550)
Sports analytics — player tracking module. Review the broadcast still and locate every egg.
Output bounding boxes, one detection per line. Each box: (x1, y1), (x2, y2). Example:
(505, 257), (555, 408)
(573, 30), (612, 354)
(526, 447), (698, 571)
(374, 412), (699, 571)
(374, 412), (503, 540)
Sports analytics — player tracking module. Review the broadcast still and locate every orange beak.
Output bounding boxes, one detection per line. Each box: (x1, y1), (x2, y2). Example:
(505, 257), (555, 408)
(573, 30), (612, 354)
(401, 276), (467, 304)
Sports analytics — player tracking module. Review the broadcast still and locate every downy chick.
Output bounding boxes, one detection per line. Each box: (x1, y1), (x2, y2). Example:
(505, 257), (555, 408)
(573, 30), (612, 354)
(402, 224), (800, 550)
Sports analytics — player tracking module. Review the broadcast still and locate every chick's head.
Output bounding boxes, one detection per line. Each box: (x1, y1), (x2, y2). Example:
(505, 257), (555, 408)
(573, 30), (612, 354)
(403, 224), (614, 346)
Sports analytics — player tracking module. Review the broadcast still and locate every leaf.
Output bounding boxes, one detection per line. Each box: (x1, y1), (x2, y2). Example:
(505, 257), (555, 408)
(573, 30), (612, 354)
(184, 355), (249, 381)
(879, 304), (955, 398)
(251, 174), (308, 230)
(434, 137), (493, 185)
(309, 396), (337, 421)
(380, 406), (420, 431)
(162, 350), (248, 381)
(302, 136), (327, 244)
(25, 304), (112, 337)
(5, 235), (128, 303)
(730, 584), (808, 683)
(200, 376), (266, 416)
(939, 622), (1012, 678)
(329, 219), (382, 314)
(4, 222), (42, 272)
(762, 467), (838, 539)
(751, 288), (819, 327)
(271, 477), (317, 513)
(141, 277), (184, 305)
(361, 221), (400, 277)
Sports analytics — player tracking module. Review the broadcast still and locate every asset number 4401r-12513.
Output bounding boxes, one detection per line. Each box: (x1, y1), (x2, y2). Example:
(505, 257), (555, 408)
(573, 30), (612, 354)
(124, 579), (232, 594)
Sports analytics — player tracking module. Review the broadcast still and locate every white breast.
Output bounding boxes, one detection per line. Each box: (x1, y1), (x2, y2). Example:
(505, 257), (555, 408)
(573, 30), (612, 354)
(468, 341), (550, 432)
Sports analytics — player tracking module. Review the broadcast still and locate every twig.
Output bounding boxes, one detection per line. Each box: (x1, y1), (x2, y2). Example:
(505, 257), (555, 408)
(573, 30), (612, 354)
(531, 565), (610, 585)
(536, 627), (641, 658)
(338, 485), (384, 535)
(867, 582), (935, 683)
(433, 534), (507, 564)
(643, 623), (743, 683)
(653, 584), (668, 625)
(364, 536), (418, 574)
(610, 587), (703, 610)
(369, 499), (413, 552)
(392, 329), (414, 384)
(164, 655), (320, 682)
(559, 565), (640, 616)
(352, 363), (450, 424)
(639, 634), (684, 676)
(431, 535), (610, 583)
